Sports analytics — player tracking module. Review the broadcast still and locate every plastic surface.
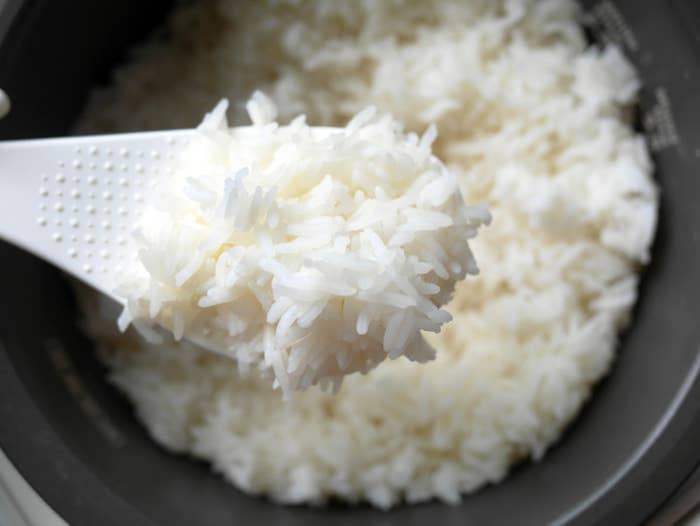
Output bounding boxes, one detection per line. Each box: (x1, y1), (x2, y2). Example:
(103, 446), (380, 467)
(0, 1), (700, 525)
(0, 449), (67, 526)
(0, 127), (336, 300)
(0, 130), (189, 298)
(0, 124), (336, 356)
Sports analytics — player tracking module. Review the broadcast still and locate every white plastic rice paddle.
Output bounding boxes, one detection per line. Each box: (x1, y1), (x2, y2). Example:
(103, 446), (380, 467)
(0, 127), (339, 358)
(0, 126), (341, 302)
(0, 129), (199, 300)
(0, 126), (322, 358)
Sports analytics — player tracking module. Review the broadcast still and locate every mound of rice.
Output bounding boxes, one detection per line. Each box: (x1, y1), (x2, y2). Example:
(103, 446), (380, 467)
(78, 0), (658, 509)
(116, 93), (489, 395)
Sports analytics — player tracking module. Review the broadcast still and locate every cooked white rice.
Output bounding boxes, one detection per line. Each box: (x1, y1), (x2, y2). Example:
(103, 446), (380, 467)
(78, 0), (658, 509)
(116, 93), (489, 395)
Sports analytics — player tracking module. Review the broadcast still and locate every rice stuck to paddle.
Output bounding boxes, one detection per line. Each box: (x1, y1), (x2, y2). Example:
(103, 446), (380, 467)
(78, 0), (658, 510)
(116, 93), (489, 395)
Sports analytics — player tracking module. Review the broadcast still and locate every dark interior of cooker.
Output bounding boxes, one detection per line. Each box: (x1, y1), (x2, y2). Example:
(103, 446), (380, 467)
(2, 1), (700, 525)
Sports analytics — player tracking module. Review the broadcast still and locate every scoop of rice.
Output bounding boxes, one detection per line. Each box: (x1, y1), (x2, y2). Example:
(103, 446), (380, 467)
(116, 92), (490, 395)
